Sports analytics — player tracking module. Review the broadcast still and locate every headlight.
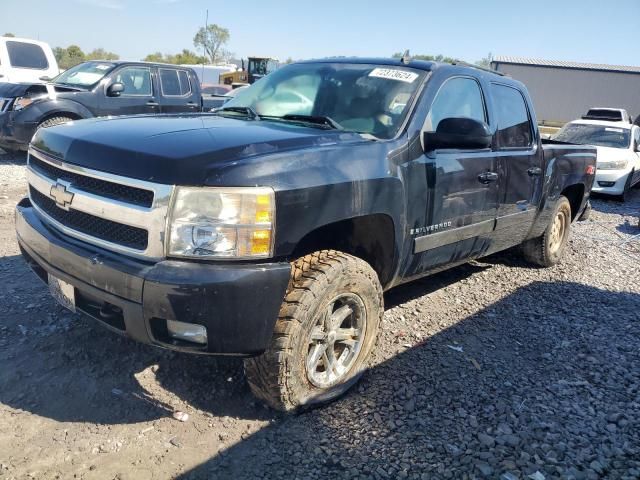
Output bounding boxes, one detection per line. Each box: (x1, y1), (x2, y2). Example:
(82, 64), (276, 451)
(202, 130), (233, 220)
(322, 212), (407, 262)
(168, 186), (275, 259)
(13, 95), (46, 111)
(597, 159), (628, 170)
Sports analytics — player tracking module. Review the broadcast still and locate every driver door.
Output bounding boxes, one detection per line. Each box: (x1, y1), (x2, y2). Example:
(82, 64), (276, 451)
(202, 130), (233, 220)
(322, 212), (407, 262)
(401, 76), (499, 278)
(99, 66), (159, 116)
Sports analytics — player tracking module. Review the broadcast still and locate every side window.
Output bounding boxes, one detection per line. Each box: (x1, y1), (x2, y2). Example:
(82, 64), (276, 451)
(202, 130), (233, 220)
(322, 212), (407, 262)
(114, 67), (152, 96)
(424, 77), (486, 132)
(159, 69), (192, 96)
(491, 84), (533, 148)
(7, 41), (49, 69)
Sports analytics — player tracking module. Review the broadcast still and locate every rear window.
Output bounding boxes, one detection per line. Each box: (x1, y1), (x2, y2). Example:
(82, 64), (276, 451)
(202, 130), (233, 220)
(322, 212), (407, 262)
(584, 109), (624, 122)
(159, 69), (192, 96)
(492, 84), (533, 148)
(7, 41), (49, 69)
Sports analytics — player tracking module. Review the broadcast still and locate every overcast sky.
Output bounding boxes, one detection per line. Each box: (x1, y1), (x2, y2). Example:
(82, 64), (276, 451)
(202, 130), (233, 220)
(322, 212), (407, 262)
(2, 0), (639, 66)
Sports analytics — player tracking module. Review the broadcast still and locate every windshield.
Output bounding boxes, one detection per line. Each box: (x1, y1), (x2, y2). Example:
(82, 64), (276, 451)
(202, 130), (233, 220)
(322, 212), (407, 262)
(53, 61), (116, 88)
(554, 123), (631, 149)
(223, 62), (426, 139)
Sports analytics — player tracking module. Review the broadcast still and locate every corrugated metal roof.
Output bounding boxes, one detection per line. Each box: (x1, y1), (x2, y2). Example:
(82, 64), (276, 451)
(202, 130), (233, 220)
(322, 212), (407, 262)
(492, 56), (640, 74)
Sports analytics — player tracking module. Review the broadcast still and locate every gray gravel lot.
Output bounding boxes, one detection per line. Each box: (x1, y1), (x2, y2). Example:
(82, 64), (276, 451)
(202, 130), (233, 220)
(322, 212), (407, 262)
(0, 150), (639, 480)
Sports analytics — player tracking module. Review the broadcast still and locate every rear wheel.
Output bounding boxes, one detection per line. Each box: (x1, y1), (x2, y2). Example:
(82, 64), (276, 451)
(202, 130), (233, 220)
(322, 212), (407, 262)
(37, 116), (75, 130)
(244, 250), (383, 412)
(522, 195), (572, 267)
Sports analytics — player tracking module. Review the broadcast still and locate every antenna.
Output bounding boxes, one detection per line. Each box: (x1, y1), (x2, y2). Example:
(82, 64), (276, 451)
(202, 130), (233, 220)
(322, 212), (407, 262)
(400, 49), (411, 65)
(201, 9), (208, 82)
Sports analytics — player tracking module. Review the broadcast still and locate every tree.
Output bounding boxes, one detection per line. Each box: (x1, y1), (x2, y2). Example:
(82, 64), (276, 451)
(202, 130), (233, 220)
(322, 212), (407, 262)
(143, 52), (165, 63)
(476, 52), (493, 68)
(193, 24), (230, 64)
(54, 45), (86, 70)
(392, 52), (457, 64)
(3, 33), (15, 37)
(142, 49), (206, 65)
(85, 48), (119, 61)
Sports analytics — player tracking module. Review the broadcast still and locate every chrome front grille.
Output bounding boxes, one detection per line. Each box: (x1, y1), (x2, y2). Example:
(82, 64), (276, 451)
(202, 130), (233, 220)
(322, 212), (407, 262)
(29, 155), (155, 207)
(27, 147), (174, 259)
(0, 98), (12, 112)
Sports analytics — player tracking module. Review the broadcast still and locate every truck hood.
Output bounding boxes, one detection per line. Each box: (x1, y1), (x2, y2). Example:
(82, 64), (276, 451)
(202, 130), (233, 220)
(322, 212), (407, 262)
(30, 114), (368, 185)
(0, 81), (83, 98)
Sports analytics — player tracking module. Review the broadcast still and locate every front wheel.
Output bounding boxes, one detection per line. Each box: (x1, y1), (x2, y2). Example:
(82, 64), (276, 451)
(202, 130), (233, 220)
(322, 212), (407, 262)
(244, 250), (383, 412)
(522, 195), (572, 267)
(37, 116), (75, 130)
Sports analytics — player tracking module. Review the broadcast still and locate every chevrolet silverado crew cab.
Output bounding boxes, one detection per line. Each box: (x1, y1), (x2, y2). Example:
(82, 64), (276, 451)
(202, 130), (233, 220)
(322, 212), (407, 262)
(0, 60), (215, 153)
(15, 58), (596, 411)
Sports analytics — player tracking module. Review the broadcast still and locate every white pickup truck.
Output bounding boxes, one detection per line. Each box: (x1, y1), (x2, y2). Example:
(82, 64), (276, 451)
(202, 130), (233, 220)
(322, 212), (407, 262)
(0, 37), (59, 84)
(555, 112), (640, 201)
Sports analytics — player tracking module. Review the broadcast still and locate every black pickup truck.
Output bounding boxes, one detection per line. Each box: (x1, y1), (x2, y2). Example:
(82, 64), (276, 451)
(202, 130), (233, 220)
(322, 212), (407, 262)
(0, 60), (214, 153)
(15, 57), (596, 411)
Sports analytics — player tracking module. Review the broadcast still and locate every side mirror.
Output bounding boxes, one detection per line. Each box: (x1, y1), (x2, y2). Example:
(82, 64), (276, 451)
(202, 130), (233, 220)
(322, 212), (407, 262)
(39, 75), (52, 81)
(107, 82), (125, 97)
(423, 117), (492, 151)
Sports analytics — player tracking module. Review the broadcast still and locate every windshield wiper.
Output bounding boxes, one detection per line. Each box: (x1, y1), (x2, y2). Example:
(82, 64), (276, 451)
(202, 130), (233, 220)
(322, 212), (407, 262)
(215, 106), (261, 120)
(277, 114), (344, 130)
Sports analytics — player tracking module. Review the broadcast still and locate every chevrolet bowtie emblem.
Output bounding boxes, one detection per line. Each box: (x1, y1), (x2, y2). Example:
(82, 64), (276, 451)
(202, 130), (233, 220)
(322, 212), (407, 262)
(49, 182), (74, 210)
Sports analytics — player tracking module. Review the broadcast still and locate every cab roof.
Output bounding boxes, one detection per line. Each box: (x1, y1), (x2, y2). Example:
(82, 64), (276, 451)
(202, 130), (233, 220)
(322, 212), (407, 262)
(296, 57), (513, 81)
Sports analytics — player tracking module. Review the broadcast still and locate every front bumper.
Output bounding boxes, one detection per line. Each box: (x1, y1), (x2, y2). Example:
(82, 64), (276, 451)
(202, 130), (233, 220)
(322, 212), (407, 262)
(15, 199), (291, 356)
(591, 170), (629, 195)
(0, 110), (37, 151)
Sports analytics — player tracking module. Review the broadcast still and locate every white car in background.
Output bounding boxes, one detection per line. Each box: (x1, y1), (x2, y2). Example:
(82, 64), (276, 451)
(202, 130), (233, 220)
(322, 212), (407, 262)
(0, 37), (59, 83)
(554, 119), (640, 201)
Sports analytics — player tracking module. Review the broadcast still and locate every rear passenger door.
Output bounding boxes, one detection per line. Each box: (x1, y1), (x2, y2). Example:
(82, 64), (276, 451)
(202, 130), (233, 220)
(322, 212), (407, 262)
(158, 68), (200, 114)
(491, 83), (542, 246)
(99, 65), (159, 116)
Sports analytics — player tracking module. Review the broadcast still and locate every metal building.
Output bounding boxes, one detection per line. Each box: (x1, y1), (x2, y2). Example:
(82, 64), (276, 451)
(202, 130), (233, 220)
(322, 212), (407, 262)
(491, 56), (640, 125)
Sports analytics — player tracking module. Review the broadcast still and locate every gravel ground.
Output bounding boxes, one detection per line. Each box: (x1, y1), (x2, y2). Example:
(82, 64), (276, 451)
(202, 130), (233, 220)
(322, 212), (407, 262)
(1, 150), (639, 480)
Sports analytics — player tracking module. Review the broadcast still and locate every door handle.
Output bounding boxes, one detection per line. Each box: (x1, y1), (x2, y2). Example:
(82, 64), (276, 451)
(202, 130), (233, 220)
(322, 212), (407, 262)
(147, 100), (159, 106)
(477, 172), (499, 184)
(528, 167), (543, 176)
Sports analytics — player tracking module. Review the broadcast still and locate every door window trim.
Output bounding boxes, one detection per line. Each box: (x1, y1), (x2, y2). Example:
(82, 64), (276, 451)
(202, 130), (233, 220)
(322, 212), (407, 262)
(158, 68), (193, 97)
(6, 41), (49, 70)
(110, 66), (153, 97)
(422, 75), (489, 133)
(490, 82), (535, 152)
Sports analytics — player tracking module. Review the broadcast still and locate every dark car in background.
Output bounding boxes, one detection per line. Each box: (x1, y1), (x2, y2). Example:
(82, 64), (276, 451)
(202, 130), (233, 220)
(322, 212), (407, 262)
(0, 61), (214, 153)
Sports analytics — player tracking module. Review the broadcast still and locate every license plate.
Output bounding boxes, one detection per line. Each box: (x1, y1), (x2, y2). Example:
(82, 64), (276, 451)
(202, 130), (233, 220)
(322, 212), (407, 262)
(48, 274), (76, 313)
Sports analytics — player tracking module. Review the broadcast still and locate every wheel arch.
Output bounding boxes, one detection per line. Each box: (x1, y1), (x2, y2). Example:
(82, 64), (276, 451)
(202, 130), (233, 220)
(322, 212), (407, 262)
(290, 213), (397, 288)
(560, 183), (585, 221)
(38, 110), (84, 125)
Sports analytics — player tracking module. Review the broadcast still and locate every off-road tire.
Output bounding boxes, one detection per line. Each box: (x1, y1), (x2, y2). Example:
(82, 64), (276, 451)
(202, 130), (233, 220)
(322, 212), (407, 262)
(522, 195), (572, 267)
(244, 250), (383, 412)
(38, 116), (74, 130)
